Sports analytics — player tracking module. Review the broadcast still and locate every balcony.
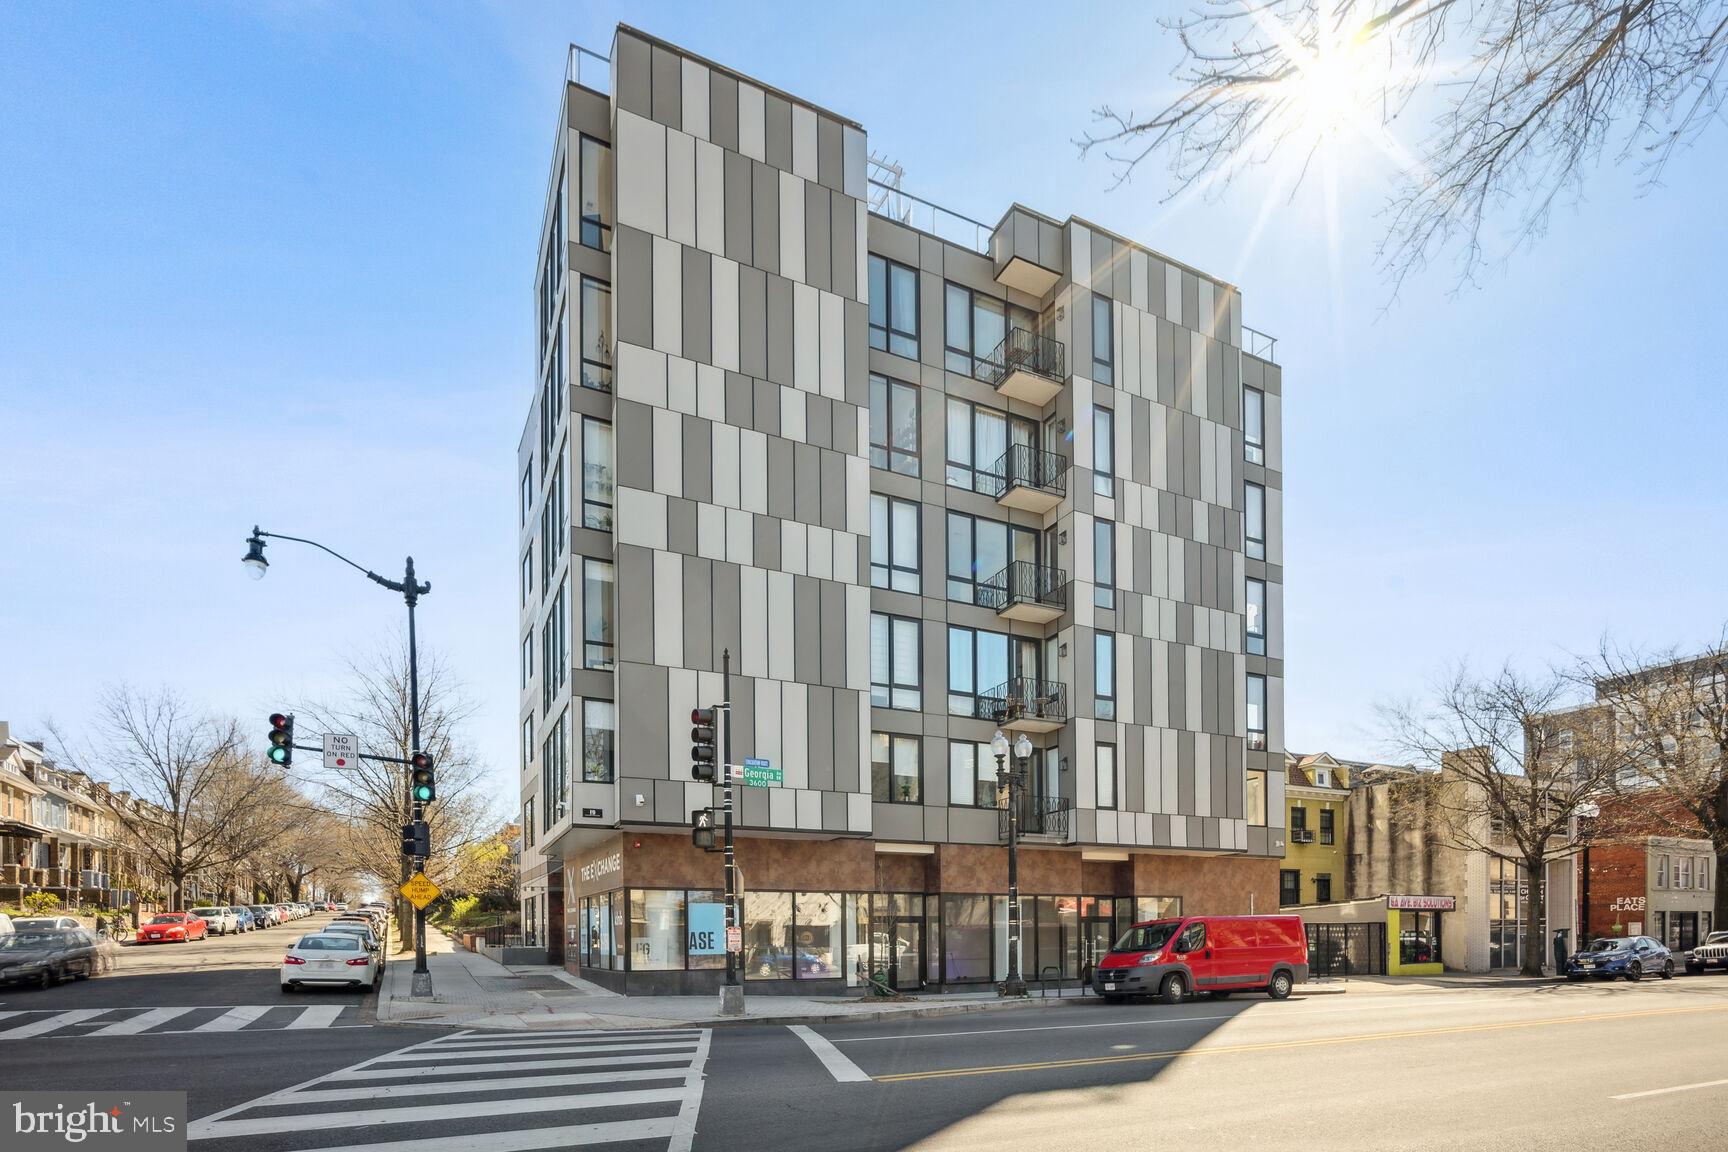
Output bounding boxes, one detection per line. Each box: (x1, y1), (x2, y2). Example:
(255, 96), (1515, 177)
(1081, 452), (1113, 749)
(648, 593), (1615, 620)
(977, 677), (1068, 734)
(980, 328), (1066, 407)
(999, 796), (1073, 843)
(974, 561), (1067, 625)
(979, 443), (1066, 514)
(990, 206), (1065, 296)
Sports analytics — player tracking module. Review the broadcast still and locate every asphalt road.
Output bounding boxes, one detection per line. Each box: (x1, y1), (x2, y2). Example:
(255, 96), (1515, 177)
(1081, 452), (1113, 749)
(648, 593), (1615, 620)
(6, 931), (1728, 1152)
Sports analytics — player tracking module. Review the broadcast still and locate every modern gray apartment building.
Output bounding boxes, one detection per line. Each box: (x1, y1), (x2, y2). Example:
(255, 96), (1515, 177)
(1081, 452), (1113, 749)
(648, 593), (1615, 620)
(518, 25), (1287, 994)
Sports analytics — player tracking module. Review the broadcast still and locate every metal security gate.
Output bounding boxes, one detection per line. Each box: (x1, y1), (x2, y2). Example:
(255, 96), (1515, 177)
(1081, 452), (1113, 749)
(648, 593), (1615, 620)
(1305, 923), (1386, 977)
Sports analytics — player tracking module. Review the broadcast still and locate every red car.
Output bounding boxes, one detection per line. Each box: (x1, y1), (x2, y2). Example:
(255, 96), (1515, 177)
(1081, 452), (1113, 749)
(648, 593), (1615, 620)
(137, 912), (208, 944)
(1093, 914), (1310, 1004)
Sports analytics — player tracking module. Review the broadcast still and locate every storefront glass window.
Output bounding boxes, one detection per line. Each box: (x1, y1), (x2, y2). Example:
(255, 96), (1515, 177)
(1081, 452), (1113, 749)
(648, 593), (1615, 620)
(1134, 896), (1182, 923)
(1399, 910), (1440, 964)
(991, 895), (1025, 982)
(795, 892), (844, 978)
(744, 892), (793, 980)
(629, 890), (685, 971)
(686, 889), (727, 970)
(941, 895), (992, 983)
(846, 894), (869, 987)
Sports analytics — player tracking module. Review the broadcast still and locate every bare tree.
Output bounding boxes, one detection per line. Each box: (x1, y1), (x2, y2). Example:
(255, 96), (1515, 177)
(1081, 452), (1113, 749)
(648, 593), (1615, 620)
(55, 685), (292, 911)
(1588, 635), (1728, 926)
(1080, 1), (1728, 289)
(1383, 664), (1631, 975)
(289, 633), (499, 950)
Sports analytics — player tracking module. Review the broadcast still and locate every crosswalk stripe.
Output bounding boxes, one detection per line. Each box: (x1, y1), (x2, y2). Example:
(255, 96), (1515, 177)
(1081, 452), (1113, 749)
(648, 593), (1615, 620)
(188, 1087), (688, 1140)
(366, 1041), (697, 1063)
(669, 1028), (712, 1152)
(0, 1012), (27, 1026)
(326, 1052), (703, 1080)
(425, 1029), (701, 1044)
(285, 1005), (345, 1030)
(89, 1007), (197, 1036)
(191, 1006), (273, 1032)
(298, 1116), (677, 1152)
(285, 1067), (686, 1104)
(0, 1009), (108, 1037)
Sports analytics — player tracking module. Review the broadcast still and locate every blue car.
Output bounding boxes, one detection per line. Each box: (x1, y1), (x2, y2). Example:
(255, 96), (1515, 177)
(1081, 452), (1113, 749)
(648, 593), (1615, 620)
(230, 906), (257, 932)
(1567, 935), (1674, 982)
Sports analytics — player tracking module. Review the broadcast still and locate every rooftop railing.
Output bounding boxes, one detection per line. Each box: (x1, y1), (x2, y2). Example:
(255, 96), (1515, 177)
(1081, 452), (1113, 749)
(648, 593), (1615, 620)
(567, 45), (611, 94)
(867, 178), (991, 254)
(1243, 325), (1277, 363)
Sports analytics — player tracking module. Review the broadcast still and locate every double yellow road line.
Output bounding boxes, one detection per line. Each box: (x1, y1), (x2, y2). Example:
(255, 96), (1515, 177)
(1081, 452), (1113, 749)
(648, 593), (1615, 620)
(874, 1002), (1728, 1083)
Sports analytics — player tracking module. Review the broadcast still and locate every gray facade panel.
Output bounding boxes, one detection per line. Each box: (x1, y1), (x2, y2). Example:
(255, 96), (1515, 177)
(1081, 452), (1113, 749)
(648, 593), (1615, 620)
(793, 442), (820, 526)
(616, 399), (654, 493)
(764, 93), (792, 170)
(751, 161), (780, 277)
(742, 785), (769, 827)
(725, 370), (754, 427)
(808, 687), (835, 791)
(819, 448), (846, 530)
(816, 116), (842, 192)
(617, 661), (669, 779)
(767, 436), (795, 518)
(804, 182), (831, 292)
(667, 496), (697, 555)
(1177, 731), (1195, 814)
(723, 150), (754, 265)
(830, 188), (856, 301)
(614, 33), (652, 119)
(793, 575), (821, 684)
(682, 414), (713, 505)
(712, 561), (742, 668)
(766, 274), (794, 386)
(821, 790), (847, 832)
(752, 514), (781, 569)
(738, 265), (768, 379)
(820, 579), (846, 687)
(834, 690), (859, 792)
(752, 376), (780, 436)
(708, 70), (738, 152)
(615, 225), (653, 348)
(650, 45), (681, 129)
(844, 301), (869, 406)
(807, 395), (832, 449)
(618, 545), (654, 665)
(681, 247), (711, 363)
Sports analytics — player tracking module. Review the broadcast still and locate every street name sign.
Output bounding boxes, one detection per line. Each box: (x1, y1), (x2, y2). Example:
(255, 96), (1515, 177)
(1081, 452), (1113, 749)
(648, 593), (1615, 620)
(742, 757), (781, 787)
(400, 871), (441, 910)
(323, 733), (359, 770)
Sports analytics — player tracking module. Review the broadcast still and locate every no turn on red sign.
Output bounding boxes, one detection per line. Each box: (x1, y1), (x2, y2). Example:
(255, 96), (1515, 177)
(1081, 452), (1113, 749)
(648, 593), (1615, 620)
(323, 733), (359, 770)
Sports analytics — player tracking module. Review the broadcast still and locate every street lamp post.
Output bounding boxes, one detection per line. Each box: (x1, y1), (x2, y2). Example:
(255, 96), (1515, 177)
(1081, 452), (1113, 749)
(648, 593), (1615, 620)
(242, 526), (435, 995)
(994, 728), (1034, 997)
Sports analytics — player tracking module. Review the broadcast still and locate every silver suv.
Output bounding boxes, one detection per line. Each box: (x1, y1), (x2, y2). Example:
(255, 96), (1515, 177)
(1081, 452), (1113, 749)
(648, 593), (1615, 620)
(1684, 931), (1728, 974)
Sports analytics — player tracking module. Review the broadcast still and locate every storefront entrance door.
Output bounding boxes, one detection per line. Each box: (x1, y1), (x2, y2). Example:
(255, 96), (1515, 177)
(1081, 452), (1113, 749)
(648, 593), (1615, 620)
(1078, 898), (1115, 983)
(871, 894), (926, 991)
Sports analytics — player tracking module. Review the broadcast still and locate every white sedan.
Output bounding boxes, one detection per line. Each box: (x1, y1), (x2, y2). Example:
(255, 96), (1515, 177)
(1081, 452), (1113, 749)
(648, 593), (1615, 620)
(191, 907), (239, 936)
(281, 933), (378, 991)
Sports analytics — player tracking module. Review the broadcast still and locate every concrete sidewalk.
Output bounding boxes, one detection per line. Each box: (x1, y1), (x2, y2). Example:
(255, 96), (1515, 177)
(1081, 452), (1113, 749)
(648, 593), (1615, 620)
(376, 926), (1350, 1030)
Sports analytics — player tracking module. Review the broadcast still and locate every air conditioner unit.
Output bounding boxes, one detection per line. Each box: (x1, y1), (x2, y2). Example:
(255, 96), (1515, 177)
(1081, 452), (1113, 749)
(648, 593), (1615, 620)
(1293, 830), (1315, 844)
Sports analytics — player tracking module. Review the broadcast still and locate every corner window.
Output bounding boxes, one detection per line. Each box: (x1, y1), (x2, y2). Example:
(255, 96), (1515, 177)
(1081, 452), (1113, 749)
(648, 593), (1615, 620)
(523, 798), (535, 848)
(869, 255), (918, 358)
(947, 625), (1010, 718)
(1093, 519), (1115, 609)
(521, 716), (534, 776)
(868, 374), (919, 476)
(1096, 744), (1117, 810)
(521, 632), (533, 690)
(1245, 577), (1267, 656)
(542, 585), (569, 715)
(1091, 293), (1113, 386)
(577, 136), (613, 251)
(583, 559), (614, 671)
(1243, 385), (1265, 465)
(1247, 674), (1267, 751)
(1093, 406), (1114, 497)
(582, 699), (615, 783)
(520, 464), (533, 525)
(1094, 633), (1115, 721)
(871, 733), (922, 803)
(582, 418), (614, 531)
(540, 330), (565, 471)
(946, 511), (1035, 606)
(1246, 769), (1267, 825)
(948, 741), (999, 809)
(946, 398), (1033, 495)
(542, 710), (568, 829)
(1245, 482), (1266, 560)
(870, 613), (921, 710)
(870, 495), (921, 593)
(580, 278), (612, 392)
(521, 547), (533, 607)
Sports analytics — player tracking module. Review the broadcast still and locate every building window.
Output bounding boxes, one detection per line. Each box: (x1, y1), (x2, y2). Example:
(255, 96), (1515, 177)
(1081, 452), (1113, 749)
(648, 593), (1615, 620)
(521, 632), (533, 690)
(580, 278), (612, 392)
(582, 418), (614, 530)
(1246, 769), (1267, 825)
(523, 798), (536, 848)
(521, 716), (534, 775)
(1245, 482), (1266, 560)
(870, 613), (921, 710)
(1094, 519), (1115, 609)
(541, 710), (568, 829)
(1314, 874), (1332, 903)
(1319, 809), (1335, 845)
(1243, 385), (1265, 465)
(870, 495), (921, 593)
(577, 135), (612, 251)
(629, 889), (682, 970)
(540, 331), (565, 473)
(1096, 744), (1117, 810)
(1247, 674), (1267, 751)
(868, 374), (919, 476)
(583, 559), (614, 670)
(1279, 870), (1300, 907)
(1245, 577), (1266, 656)
(1092, 406), (1114, 497)
(1701, 859), (1711, 891)
(944, 283), (1035, 378)
(1290, 805), (1307, 836)
(1095, 632), (1115, 721)
(949, 741), (999, 809)
(541, 459), (567, 590)
(540, 163), (563, 356)
(946, 511), (1035, 604)
(945, 398), (1034, 495)
(871, 733), (922, 803)
(582, 699), (615, 783)
(868, 255), (918, 358)
(1656, 854), (1669, 888)
(1091, 293), (1113, 386)
(520, 464), (533, 524)
(1677, 856), (1693, 889)
(948, 625), (1019, 718)
(541, 585), (568, 715)
(521, 547), (533, 606)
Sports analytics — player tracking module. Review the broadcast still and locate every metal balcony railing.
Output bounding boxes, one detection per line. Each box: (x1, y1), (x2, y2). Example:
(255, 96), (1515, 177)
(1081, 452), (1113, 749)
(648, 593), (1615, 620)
(999, 796), (1073, 842)
(974, 561), (1067, 615)
(977, 677), (1068, 727)
(1243, 325), (1277, 362)
(977, 443), (1066, 502)
(566, 44), (611, 93)
(980, 327), (1067, 389)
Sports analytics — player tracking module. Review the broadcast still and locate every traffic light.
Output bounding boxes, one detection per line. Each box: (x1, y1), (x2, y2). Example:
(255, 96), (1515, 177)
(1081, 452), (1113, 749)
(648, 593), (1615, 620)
(409, 751), (436, 804)
(690, 707), (718, 782)
(400, 820), (430, 858)
(691, 808), (716, 851)
(267, 713), (294, 768)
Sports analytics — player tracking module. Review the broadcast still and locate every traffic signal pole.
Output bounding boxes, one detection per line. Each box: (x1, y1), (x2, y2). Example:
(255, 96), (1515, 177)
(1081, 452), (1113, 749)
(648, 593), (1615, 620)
(404, 558), (432, 999)
(719, 648), (742, 1016)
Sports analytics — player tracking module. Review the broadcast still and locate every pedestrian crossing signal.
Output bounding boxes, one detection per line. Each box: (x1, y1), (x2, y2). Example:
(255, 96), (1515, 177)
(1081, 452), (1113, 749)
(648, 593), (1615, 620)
(691, 808), (716, 852)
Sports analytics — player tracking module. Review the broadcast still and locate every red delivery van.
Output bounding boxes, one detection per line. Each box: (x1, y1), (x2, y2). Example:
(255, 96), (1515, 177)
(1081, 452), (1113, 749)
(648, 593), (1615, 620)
(1091, 914), (1309, 1004)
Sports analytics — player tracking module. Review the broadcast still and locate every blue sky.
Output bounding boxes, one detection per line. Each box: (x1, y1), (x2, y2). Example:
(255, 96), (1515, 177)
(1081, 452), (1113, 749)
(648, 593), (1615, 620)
(3, 2), (1724, 812)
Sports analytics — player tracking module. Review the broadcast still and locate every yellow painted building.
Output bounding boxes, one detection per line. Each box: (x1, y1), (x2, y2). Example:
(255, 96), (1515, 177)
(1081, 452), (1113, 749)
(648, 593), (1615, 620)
(1279, 753), (1350, 907)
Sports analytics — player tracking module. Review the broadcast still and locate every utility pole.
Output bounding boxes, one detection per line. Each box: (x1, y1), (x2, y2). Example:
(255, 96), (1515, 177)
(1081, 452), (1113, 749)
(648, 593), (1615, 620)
(718, 648), (743, 1016)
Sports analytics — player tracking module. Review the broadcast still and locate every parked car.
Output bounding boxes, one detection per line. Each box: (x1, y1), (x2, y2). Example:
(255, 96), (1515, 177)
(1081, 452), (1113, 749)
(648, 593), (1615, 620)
(0, 928), (114, 987)
(1567, 936), (1674, 981)
(11, 916), (82, 931)
(249, 904), (280, 928)
(228, 906), (257, 932)
(320, 922), (381, 955)
(191, 907), (240, 936)
(1684, 931), (1728, 975)
(0, 913), (13, 937)
(334, 902), (349, 911)
(281, 933), (379, 991)
(1093, 914), (1311, 1004)
(137, 912), (208, 944)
